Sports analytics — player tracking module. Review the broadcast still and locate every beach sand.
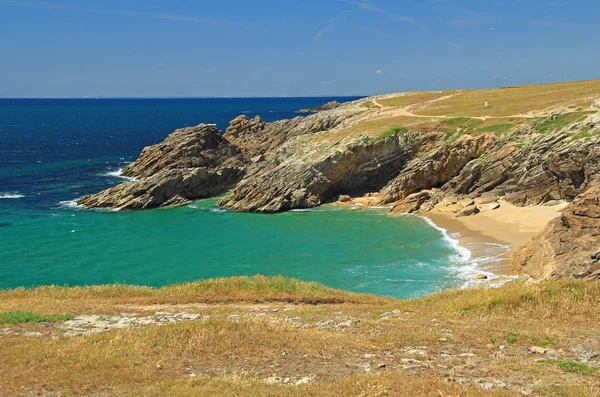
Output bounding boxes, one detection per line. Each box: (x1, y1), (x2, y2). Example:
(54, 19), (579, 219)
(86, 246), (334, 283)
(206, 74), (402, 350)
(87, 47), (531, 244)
(424, 200), (568, 275)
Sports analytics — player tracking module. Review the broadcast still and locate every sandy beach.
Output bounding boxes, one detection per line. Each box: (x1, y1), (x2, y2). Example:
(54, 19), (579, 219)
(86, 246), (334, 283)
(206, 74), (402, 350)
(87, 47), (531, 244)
(424, 200), (568, 275)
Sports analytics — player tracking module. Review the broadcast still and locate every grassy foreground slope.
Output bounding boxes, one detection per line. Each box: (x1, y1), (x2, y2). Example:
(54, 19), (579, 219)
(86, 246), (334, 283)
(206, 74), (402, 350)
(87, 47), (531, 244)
(1, 276), (600, 396)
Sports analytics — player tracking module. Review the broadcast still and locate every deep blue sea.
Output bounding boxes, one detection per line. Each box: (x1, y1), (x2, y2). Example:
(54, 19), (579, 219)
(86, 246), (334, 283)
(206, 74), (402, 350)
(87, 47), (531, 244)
(0, 97), (494, 298)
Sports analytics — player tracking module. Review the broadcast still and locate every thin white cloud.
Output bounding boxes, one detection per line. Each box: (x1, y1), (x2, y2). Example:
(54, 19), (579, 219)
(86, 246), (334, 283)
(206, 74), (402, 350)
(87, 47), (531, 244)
(315, 18), (340, 39)
(340, 0), (427, 29)
(0, 0), (237, 25)
(376, 69), (383, 75)
(315, 0), (426, 39)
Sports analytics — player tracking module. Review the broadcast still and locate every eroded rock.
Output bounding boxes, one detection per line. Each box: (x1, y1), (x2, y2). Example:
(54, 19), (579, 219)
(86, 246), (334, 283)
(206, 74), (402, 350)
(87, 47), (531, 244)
(511, 182), (600, 280)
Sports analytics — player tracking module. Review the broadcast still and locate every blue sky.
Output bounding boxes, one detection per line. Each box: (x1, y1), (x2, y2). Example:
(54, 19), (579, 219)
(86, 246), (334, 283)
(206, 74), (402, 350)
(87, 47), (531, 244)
(1, 0), (599, 97)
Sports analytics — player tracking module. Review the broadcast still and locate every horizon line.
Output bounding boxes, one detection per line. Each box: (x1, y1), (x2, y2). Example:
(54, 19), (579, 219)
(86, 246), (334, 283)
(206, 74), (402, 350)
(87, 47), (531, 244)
(0, 94), (370, 100)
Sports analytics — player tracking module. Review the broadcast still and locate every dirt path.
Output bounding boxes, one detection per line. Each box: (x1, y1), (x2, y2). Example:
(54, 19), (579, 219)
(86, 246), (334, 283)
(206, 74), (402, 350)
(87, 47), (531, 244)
(370, 97), (570, 121)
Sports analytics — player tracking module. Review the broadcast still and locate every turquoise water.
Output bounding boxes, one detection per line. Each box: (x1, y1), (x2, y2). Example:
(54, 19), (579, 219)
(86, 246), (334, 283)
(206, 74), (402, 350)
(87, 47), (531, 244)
(1, 198), (466, 298)
(0, 98), (479, 298)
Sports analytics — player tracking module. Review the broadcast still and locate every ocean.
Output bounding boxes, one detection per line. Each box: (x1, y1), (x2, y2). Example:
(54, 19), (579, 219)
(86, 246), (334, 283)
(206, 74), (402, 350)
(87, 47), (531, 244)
(0, 97), (500, 298)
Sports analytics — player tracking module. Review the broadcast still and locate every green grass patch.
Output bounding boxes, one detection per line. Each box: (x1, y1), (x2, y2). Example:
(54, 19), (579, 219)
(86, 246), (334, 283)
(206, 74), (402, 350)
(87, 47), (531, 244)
(362, 101), (381, 109)
(539, 359), (598, 374)
(476, 123), (513, 135)
(534, 112), (589, 134)
(569, 130), (591, 141)
(378, 126), (408, 140)
(446, 117), (469, 126)
(445, 118), (484, 133)
(0, 310), (73, 325)
(490, 332), (557, 346)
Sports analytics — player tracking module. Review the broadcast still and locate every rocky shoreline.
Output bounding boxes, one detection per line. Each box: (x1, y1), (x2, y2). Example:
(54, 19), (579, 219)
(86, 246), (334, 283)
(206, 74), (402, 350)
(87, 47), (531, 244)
(78, 84), (600, 282)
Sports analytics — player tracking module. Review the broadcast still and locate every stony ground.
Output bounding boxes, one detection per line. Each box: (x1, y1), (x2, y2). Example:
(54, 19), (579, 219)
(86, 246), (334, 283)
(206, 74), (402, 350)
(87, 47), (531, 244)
(2, 278), (599, 396)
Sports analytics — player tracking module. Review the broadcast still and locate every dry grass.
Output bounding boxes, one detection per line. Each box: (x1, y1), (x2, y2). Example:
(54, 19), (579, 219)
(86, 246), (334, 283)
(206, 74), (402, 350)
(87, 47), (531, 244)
(378, 91), (459, 108)
(2, 277), (600, 396)
(0, 275), (392, 314)
(405, 279), (600, 323)
(315, 115), (443, 144)
(134, 374), (514, 396)
(412, 79), (600, 117)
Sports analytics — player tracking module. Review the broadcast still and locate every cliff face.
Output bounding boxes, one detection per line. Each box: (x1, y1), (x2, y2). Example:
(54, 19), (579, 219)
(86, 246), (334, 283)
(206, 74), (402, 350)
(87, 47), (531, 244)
(77, 81), (600, 280)
(78, 102), (372, 210)
(218, 132), (430, 212)
(77, 124), (245, 209)
(511, 183), (600, 280)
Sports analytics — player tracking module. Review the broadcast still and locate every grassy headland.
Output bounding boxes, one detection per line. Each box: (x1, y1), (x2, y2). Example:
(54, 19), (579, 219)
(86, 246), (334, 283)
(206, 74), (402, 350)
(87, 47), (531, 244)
(1, 276), (599, 396)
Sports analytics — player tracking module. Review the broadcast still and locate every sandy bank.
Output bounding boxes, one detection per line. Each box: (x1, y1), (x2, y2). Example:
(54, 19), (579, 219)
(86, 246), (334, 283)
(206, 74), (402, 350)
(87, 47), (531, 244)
(424, 200), (568, 275)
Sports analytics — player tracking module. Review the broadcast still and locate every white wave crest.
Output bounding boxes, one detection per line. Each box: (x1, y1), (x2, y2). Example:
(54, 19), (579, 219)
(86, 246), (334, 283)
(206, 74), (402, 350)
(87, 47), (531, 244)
(419, 215), (472, 262)
(416, 215), (516, 288)
(103, 168), (137, 181)
(0, 193), (24, 199)
(58, 199), (84, 209)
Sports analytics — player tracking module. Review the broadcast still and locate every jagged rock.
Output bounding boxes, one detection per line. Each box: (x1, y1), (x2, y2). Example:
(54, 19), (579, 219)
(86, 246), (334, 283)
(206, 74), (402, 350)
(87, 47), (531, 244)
(78, 123), (246, 210)
(224, 115), (266, 142)
(511, 183), (600, 280)
(218, 133), (421, 213)
(298, 101), (342, 113)
(456, 204), (479, 217)
(78, 167), (244, 210)
(441, 131), (600, 206)
(80, 101), (370, 211)
(379, 133), (496, 204)
(122, 124), (242, 178)
(474, 274), (488, 280)
(338, 195), (353, 203)
(488, 202), (500, 210)
(389, 190), (433, 214)
(474, 194), (499, 205)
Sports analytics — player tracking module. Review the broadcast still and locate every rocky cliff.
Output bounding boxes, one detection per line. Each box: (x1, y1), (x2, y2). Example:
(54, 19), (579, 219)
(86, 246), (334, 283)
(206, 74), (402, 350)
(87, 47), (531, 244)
(77, 80), (600, 280)
(511, 182), (600, 280)
(77, 124), (245, 209)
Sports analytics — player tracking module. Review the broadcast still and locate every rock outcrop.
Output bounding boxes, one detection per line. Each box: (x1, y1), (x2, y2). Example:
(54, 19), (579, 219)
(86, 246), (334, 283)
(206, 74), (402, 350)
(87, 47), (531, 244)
(78, 167), (243, 210)
(121, 124), (243, 178)
(511, 183), (600, 280)
(79, 100), (371, 210)
(298, 101), (342, 113)
(78, 124), (245, 209)
(218, 132), (423, 212)
(379, 133), (496, 205)
(439, 131), (600, 206)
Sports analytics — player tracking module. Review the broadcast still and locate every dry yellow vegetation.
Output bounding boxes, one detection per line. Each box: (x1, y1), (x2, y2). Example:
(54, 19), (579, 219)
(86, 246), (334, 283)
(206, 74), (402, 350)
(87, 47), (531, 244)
(311, 79), (599, 148)
(1, 276), (599, 396)
(381, 79), (600, 118)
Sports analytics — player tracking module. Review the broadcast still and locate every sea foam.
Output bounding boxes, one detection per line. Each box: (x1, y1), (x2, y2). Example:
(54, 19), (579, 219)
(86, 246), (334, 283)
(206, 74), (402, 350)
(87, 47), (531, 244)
(103, 168), (137, 181)
(417, 215), (515, 287)
(0, 193), (24, 199)
(58, 199), (84, 209)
